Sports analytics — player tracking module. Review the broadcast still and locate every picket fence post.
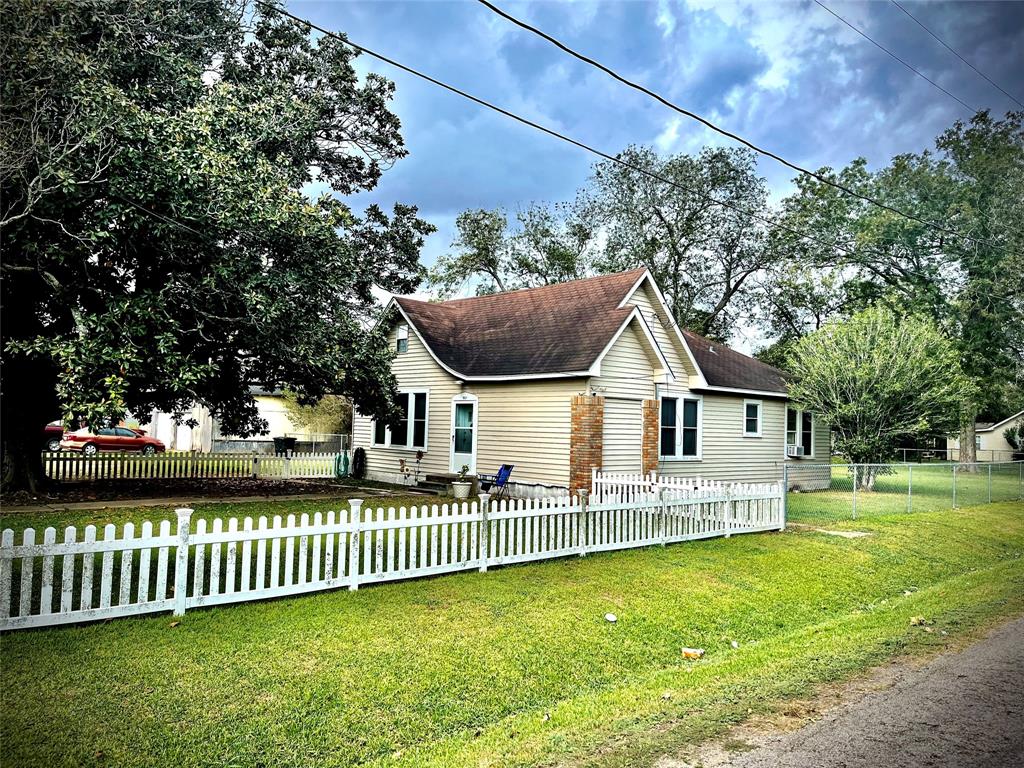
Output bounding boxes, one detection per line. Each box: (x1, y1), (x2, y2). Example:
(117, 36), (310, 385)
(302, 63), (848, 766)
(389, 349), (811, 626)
(478, 493), (491, 572)
(173, 507), (194, 616)
(577, 489), (588, 557)
(348, 499), (363, 591)
(724, 488), (733, 538)
(657, 487), (667, 546)
(284, 449), (292, 480)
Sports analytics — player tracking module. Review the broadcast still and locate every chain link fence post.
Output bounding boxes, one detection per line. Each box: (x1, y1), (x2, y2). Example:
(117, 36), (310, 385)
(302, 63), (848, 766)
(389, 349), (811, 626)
(907, 464), (913, 513)
(852, 464), (858, 520)
(988, 463), (992, 504)
(946, 462), (954, 512)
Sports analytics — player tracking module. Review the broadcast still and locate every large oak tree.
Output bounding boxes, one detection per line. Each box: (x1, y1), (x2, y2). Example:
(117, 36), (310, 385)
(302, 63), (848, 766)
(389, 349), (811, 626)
(1, 0), (433, 490)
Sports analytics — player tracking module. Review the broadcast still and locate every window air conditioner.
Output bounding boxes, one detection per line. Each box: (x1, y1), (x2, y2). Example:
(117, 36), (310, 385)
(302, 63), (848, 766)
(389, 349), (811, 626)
(786, 444), (805, 458)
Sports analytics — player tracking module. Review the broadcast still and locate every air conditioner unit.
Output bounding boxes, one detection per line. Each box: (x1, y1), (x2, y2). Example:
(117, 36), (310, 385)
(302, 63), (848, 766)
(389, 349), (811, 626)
(786, 444), (805, 458)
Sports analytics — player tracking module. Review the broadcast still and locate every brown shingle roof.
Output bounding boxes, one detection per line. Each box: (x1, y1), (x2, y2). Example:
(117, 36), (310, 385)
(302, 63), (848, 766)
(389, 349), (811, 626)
(393, 269), (790, 394)
(395, 270), (645, 377)
(681, 329), (789, 394)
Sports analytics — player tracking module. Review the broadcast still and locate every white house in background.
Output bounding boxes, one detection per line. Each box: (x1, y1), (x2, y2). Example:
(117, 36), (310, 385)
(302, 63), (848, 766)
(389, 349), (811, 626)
(946, 409), (1024, 462)
(142, 388), (316, 452)
(352, 269), (829, 494)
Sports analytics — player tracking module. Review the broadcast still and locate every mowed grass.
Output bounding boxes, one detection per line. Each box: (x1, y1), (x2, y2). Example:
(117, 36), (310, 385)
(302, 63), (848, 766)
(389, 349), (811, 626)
(789, 462), (1023, 522)
(1, 502), (1023, 768)
(0, 494), (441, 534)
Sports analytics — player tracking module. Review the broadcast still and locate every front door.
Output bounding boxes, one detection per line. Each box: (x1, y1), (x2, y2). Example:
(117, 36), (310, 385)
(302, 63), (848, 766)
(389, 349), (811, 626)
(450, 395), (477, 474)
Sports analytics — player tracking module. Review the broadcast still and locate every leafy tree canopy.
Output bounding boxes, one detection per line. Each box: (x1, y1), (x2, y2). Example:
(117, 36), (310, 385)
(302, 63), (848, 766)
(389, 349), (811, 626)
(428, 201), (596, 297)
(281, 391), (351, 437)
(0, 0), (434, 489)
(759, 111), (1024, 443)
(788, 306), (976, 474)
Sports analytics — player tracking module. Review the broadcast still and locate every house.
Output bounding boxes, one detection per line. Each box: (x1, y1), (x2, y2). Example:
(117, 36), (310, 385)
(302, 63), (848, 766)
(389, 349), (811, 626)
(352, 269), (829, 494)
(946, 409), (1024, 462)
(143, 389), (334, 453)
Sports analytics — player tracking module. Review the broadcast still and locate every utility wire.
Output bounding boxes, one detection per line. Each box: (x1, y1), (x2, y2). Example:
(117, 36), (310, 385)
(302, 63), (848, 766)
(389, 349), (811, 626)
(255, 1), (1006, 262)
(813, 0), (978, 114)
(475, 0), (1008, 251)
(889, 0), (1023, 109)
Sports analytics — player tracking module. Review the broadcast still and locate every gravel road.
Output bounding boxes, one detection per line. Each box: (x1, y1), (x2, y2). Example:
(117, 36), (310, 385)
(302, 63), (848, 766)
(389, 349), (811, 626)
(727, 617), (1024, 768)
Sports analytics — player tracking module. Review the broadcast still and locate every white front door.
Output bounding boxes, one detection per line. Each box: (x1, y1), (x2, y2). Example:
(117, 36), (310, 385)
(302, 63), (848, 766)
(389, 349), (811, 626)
(450, 394), (478, 474)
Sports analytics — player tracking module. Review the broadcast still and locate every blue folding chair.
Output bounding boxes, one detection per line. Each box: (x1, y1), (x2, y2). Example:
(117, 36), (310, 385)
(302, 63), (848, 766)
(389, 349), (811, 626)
(478, 464), (514, 500)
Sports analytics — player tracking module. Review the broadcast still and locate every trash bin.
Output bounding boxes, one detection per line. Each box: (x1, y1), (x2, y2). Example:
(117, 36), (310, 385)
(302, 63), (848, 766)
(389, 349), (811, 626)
(273, 436), (298, 455)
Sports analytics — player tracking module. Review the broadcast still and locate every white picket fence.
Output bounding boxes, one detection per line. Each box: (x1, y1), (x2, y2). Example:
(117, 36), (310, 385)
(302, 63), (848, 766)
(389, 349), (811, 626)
(0, 485), (784, 630)
(592, 469), (784, 508)
(42, 450), (344, 482)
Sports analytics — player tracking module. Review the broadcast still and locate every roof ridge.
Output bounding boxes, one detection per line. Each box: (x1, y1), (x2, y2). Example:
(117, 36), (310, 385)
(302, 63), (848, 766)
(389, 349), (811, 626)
(426, 268), (647, 308)
(682, 327), (783, 373)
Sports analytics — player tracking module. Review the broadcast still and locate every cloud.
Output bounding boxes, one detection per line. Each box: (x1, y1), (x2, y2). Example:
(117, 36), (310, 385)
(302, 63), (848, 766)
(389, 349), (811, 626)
(291, 0), (1024, 281)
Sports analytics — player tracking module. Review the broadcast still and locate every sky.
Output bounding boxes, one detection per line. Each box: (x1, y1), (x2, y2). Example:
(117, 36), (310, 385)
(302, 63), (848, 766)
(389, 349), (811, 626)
(291, 0), (1024, 296)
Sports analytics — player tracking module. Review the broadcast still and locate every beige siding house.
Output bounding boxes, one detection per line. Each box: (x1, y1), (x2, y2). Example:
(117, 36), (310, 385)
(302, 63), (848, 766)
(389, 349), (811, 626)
(946, 410), (1024, 462)
(353, 269), (828, 494)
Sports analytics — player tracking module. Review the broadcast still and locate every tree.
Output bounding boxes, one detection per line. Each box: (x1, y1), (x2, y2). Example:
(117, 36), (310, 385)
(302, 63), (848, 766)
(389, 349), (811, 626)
(281, 391), (352, 436)
(428, 200), (595, 297)
(0, 0), (434, 490)
(788, 307), (976, 488)
(762, 111), (1024, 459)
(589, 146), (774, 341)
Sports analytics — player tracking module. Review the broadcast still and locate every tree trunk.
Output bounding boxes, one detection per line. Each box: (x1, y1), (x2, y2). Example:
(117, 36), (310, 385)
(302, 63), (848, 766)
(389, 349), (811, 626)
(0, 355), (58, 494)
(960, 419), (978, 472)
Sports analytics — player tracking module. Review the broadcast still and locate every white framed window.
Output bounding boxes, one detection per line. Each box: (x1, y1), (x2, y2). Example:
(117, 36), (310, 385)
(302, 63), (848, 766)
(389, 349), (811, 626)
(396, 324), (409, 353)
(372, 389), (428, 450)
(743, 399), (762, 437)
(785, 407), (814, 458)
(657, 389), (702, 460)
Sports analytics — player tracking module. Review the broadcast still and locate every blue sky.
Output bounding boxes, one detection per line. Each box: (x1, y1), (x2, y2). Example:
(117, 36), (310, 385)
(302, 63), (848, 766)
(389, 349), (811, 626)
(292, 0), (1023, 275)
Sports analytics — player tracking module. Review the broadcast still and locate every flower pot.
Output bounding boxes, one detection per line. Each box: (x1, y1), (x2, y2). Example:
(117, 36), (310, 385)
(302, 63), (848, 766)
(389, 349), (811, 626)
(451, 481), (472, 499)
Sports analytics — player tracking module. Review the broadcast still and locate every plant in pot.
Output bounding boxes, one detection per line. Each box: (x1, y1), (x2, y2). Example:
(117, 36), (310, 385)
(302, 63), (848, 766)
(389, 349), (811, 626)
(451, 464), (472, 499)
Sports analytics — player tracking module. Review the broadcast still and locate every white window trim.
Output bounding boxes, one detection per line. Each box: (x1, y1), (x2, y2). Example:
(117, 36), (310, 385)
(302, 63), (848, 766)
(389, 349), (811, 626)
(742, 399), (762, 438)
(396, 324), (409, 353)
(371, 389), (429, 451)
(657, 390), (703, 461)
(784, 406), (815, 459)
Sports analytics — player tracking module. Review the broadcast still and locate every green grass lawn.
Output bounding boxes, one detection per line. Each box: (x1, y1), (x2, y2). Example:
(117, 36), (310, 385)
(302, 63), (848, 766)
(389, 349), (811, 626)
(789, 463), (1023, 522)
(2, 501), (1023, 768)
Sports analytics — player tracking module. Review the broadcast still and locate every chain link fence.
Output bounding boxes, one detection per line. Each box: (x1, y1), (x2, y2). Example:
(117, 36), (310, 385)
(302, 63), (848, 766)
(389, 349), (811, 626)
(785, 461), (1024, 523)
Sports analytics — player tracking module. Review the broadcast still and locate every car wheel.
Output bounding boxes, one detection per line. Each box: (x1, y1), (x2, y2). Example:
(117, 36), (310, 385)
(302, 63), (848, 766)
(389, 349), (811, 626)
(47, 439), (61, 452)
(82, 443), (98, 457)
(142, 445), (156, 456)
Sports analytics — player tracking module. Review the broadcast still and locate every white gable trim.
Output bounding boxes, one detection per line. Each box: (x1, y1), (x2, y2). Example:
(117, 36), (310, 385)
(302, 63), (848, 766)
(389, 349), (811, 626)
(590, 308), (674, 379)
(978, 409), (1024, 432)
(617, 270), (708, 387)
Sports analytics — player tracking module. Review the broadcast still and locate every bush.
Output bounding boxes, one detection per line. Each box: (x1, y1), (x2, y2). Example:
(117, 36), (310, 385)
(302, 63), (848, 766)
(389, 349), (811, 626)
(351, 447), (366, 480)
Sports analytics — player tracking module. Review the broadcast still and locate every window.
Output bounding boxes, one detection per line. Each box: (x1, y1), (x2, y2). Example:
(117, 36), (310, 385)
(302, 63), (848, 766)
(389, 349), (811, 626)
(371, 390), (428, 449)
(743, 400), (762, 437)
(785, 407), (814, 458)
(396, 324), (409, 353)
(658, 394), (701, 459)
(115, 427), (137, 437)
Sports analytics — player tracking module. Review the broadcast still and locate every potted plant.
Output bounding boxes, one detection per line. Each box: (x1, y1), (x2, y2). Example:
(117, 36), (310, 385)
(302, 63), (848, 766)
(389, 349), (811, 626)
(451, 464), (472, 499)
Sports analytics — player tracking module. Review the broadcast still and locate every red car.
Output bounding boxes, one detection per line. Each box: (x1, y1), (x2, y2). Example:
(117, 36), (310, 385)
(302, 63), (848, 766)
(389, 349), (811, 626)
(61, 427), (166, 456)
(43, 422), (65, 452)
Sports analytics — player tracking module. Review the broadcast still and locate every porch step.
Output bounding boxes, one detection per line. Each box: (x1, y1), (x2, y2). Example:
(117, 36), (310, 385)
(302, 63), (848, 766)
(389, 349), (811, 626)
(416, 478), (451, 493)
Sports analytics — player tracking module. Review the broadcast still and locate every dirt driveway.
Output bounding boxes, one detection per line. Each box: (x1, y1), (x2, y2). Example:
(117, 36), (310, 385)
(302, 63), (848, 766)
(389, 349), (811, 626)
(662, 616), (1024, 768)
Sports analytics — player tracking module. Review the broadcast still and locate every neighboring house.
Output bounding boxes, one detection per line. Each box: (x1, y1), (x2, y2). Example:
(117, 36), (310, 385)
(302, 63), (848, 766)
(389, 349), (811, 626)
(946, 409), (1024, 462)
(144, 388), (319, 453)
(352, 269), (828, 493)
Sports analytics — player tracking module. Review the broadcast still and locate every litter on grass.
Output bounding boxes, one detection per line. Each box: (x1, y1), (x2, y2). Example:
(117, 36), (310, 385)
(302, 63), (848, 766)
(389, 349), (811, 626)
(682, 648), (705, 659)
(605, 613), (617, 623)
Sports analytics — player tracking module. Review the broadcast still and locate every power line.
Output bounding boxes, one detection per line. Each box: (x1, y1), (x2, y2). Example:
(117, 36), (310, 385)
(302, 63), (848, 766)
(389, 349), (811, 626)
(253, 2), (1004, 264)
(813, 0), (978, 114)
(889, 0), (1023, 109)
(474, 0), (1007, 252)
